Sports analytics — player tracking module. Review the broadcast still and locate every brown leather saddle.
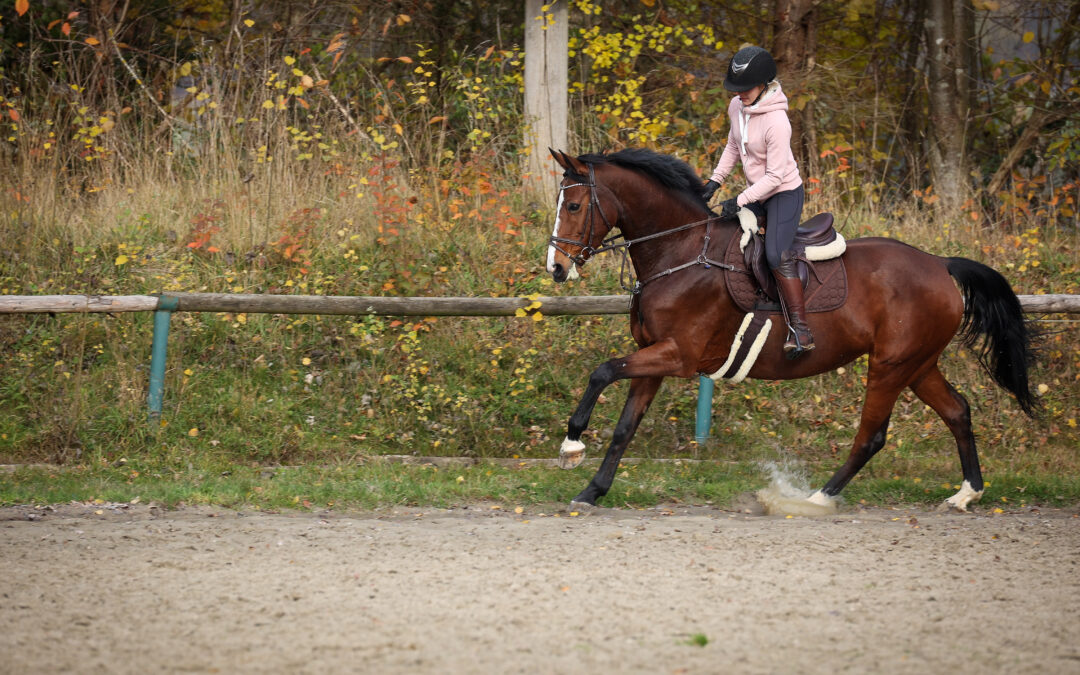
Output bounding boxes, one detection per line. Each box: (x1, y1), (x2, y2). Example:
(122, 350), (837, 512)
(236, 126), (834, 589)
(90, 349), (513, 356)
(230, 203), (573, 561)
(723, 212), (848, 314)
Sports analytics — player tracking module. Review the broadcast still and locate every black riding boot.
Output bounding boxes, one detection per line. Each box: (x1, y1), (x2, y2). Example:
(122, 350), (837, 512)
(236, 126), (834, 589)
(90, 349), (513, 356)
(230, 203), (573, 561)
(772, 252), (815, 355)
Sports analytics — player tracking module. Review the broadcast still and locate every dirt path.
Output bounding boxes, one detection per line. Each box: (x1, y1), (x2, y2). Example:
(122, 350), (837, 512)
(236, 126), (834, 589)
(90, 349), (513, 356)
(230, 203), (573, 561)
(2, 500), (1079, 674)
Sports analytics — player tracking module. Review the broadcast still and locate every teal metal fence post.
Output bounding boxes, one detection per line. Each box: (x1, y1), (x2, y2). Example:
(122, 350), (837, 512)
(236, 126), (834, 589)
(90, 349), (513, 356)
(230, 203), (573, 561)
(148, 295), (179, 425)
(694, 375), (714, 443)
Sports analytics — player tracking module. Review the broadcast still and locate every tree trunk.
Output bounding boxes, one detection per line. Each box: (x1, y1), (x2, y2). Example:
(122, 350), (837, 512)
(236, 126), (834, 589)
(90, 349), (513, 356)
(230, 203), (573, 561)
(924, 0), (972, 209)
(772, 0), (819, 176)
(524, 0), (568, 200)
(953, 0), (978, 116)
(897, 0), (928, 192)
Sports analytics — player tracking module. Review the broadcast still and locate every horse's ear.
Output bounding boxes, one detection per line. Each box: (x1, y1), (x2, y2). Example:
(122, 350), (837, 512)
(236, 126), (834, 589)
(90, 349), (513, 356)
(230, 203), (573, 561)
(559, 151), (587, 177)
(550, 147), (568, 170)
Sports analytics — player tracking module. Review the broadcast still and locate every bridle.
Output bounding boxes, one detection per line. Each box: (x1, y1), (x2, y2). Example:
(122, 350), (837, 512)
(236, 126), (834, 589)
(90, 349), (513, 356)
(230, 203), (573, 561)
(547, 163), (615, 268)
(548, 161), (736, 293)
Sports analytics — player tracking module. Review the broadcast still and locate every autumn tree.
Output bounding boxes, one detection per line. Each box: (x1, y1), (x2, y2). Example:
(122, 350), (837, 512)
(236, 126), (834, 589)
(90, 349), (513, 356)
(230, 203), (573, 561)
(985, 0), (1080, 197)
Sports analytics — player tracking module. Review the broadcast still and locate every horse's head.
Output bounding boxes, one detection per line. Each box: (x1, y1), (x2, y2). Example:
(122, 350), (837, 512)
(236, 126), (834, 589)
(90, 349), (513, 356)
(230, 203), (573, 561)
(545, 149), (617, 283)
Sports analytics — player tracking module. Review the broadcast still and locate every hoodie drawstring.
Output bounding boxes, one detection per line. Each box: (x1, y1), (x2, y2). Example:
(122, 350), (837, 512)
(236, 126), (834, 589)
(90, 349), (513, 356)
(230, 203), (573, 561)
(739, 110), (749, 156)
(738, 80), (780, 158)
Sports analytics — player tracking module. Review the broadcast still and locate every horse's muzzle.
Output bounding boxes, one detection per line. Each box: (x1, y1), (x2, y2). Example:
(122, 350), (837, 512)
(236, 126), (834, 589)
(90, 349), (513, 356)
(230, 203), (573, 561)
(549, 261), (579, 283)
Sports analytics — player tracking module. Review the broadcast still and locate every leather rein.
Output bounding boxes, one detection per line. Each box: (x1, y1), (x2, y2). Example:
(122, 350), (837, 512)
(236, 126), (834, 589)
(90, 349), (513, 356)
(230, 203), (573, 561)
(548, 163), (736, 294)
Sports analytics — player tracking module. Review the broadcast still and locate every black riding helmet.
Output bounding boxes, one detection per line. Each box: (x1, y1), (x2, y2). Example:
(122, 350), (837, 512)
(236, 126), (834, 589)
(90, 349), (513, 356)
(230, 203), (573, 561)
(723, 46), (777, 92)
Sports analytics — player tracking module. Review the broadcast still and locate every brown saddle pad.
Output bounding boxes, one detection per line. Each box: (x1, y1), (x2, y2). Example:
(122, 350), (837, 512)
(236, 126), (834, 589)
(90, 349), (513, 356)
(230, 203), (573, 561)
(723, 232), (848, 314)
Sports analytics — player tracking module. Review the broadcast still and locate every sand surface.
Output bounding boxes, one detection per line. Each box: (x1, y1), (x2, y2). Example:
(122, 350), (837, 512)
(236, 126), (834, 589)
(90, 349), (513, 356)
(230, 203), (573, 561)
(2, 500), (1079, 674)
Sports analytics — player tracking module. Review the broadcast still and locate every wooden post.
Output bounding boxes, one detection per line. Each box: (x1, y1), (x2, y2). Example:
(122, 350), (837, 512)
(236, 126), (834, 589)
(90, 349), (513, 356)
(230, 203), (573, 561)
(524, 0), (568, 199)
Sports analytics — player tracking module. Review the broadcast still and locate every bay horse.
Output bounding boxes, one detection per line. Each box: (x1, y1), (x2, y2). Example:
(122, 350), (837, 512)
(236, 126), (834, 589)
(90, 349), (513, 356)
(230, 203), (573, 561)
(545, 148), (1036, 512)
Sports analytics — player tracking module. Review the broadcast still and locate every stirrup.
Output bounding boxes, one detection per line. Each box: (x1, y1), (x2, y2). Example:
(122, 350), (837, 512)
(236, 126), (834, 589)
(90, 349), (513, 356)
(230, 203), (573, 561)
(782, 324), (815, 359)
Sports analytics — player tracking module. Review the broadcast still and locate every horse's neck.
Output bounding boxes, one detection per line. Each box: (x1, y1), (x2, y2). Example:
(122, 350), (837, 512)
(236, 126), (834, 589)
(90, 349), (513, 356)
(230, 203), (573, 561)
(621, 207), (735, 279)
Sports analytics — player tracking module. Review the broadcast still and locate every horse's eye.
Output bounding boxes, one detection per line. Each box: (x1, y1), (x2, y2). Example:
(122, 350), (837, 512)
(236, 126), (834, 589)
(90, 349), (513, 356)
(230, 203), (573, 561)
(567, 202), (581, 213)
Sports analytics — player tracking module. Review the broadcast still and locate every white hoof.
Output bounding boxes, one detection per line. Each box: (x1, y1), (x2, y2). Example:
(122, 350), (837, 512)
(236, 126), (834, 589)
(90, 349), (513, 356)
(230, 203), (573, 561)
(568, 500), (595, 513)
(557, 438), (586, 470)
(943, 480), (984, 513)
(756, 487), (840, 516)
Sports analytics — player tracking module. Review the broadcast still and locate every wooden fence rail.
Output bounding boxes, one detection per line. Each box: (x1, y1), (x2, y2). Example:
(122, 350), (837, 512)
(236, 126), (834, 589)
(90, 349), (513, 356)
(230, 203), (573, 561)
(0, 293), (629, 316)
(2, 293), (1079, 315)
(2, 292), (1078, 437)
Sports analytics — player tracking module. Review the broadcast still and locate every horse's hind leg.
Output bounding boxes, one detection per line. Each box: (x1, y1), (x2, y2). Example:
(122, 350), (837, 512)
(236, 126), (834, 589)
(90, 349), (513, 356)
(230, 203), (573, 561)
(571, 376), (663, 508)
(910, 365), (984, 512)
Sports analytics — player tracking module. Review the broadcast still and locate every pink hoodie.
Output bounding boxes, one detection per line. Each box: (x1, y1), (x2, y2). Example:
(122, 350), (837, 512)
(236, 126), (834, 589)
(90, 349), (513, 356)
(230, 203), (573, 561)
(709, 81), (802, 207)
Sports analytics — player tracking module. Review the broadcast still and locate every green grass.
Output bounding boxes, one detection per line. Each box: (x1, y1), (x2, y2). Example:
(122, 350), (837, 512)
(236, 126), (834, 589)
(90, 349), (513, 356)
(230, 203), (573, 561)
(685, 634), (710, 648)
(3, 458), (1078, 511)
(2, 6), (1077, 514)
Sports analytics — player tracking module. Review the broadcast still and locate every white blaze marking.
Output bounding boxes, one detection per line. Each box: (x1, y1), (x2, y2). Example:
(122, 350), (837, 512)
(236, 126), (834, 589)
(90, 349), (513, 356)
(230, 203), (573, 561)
(546, 189), (580, 280)
(546, 189), (564, 274)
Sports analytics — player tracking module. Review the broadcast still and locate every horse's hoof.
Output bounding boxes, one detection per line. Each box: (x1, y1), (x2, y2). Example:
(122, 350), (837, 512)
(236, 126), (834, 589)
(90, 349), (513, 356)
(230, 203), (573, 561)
(942, 481), (984, 513)
(757, 488), (839, 516)
(557, 438), (586, 470)
(938, 500), (974, 514)
(569, 500), (596, 513)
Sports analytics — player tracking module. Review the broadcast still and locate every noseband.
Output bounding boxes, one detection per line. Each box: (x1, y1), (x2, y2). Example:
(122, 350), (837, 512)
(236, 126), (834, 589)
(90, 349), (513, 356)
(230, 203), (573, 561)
(548, 163), (615, 268)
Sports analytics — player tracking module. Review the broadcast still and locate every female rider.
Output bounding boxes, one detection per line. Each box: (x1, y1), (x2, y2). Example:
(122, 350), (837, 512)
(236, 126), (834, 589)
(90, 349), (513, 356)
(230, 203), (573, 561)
(701, 45), (813, 355)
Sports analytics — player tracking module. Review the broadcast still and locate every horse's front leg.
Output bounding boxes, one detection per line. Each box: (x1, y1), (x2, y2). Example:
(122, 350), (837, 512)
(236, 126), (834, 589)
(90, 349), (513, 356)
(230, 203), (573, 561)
(557, 338), (684, 469)
(811, 361), (910, 507)
(571, 376), (663, 508)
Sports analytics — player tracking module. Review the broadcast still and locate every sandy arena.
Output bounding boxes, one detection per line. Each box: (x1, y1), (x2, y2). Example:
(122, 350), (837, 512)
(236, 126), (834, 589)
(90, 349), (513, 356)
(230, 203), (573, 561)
(2, 500), (1079, 674)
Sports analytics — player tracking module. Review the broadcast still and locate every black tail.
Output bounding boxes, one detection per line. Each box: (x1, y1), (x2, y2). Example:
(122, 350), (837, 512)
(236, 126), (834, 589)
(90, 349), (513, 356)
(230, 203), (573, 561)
(947, 257), (1038, 417)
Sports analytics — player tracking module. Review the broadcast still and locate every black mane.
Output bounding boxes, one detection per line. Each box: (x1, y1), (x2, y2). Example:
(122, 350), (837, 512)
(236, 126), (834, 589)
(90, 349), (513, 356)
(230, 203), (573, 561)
(576, 148), (710, 210)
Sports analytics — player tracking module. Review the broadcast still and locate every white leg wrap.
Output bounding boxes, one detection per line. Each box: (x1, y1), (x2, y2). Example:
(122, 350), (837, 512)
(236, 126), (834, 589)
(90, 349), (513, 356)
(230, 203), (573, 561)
(557, 437), (586, 469)
(945, 480), (984, 512)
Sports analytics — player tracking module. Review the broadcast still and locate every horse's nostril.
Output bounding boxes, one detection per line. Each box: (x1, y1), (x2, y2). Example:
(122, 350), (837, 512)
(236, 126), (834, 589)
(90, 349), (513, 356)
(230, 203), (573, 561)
(551, 264), (567, 283)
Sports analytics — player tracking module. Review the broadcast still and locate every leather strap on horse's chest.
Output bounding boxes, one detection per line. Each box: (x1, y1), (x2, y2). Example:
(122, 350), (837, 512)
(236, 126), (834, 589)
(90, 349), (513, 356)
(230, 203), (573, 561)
(706, 310), (773, 383)
(628, 218), (735, 293)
